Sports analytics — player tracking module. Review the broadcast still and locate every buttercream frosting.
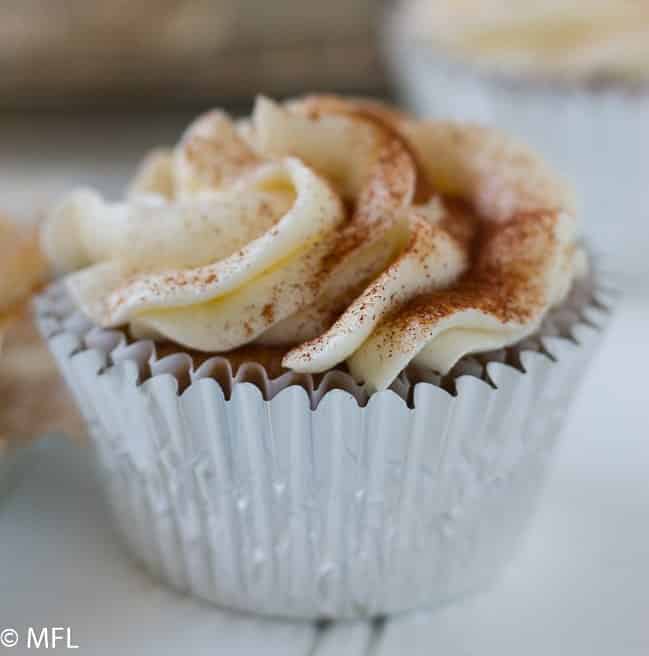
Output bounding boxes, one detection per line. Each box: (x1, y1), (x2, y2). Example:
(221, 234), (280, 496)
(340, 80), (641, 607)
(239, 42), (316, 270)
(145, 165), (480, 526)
(43, 95), (586, 391)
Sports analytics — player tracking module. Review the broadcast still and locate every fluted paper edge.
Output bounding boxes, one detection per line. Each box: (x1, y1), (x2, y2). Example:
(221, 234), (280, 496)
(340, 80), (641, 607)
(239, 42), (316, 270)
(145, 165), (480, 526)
(35, 285), (615, 618)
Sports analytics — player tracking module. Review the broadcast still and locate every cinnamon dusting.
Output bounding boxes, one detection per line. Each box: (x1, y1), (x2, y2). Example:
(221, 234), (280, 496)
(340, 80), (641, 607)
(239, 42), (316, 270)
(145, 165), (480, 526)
(47, 95), (580, 388)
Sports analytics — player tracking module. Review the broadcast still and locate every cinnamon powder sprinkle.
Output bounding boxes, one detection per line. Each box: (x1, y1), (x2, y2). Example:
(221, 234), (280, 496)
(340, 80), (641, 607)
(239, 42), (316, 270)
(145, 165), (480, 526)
(64, 95), (577, 379)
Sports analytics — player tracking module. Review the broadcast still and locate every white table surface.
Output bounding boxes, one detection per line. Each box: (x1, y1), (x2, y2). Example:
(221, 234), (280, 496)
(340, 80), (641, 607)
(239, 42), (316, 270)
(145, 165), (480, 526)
(1, 298), (648, 655)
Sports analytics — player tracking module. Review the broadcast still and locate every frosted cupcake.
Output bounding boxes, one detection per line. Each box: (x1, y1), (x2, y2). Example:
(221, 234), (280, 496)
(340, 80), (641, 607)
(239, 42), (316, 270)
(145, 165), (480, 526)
(38, 95), (612, 619)
(384, 0), (649, 288)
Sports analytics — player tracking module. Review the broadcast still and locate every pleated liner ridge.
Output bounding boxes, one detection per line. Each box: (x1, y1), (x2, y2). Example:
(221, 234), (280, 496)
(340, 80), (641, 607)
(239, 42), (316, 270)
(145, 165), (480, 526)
(35, 282), (615, 619)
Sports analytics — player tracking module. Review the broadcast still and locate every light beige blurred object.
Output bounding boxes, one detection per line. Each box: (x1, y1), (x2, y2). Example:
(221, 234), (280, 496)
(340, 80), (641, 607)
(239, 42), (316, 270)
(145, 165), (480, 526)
(0, 0), (384, 107)
(0, 215), (48, 330)
(1, 215), (83, 477)
(0, 217), (82, 452)
(392, 0), (649, 83)
(1, 310), (85, 445)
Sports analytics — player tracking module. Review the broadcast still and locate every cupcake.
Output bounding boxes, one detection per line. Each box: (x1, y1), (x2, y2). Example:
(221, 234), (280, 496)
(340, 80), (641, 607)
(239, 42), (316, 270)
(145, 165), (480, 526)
(384, 0), (649, 288)
(38, 95), (613, 619)
(0, 216), (51, 500)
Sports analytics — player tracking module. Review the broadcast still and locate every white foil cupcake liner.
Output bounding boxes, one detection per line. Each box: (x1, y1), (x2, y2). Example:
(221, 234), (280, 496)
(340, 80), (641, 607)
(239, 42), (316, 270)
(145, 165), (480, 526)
(383, 15), (649, 289)
(35, 282), (614, 619)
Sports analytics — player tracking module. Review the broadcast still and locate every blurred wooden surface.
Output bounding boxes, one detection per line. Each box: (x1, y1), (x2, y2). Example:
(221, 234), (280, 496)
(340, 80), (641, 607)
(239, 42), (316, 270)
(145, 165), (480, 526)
(0, 1), (385, 108)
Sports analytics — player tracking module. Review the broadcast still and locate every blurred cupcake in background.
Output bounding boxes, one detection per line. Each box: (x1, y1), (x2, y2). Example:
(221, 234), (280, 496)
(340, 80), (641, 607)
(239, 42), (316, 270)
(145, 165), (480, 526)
(384, 0), (649, 290)
(0, 216), (82, 502)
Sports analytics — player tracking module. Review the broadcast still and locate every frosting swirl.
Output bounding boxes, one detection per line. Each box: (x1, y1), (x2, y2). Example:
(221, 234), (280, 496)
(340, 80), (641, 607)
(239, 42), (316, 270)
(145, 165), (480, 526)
(43, 95), (585, 391)
(398, 0), (649, 82)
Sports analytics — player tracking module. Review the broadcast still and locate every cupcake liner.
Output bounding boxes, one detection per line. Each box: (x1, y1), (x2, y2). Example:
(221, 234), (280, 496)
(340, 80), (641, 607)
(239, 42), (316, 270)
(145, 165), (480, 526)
(382, 15), (649, 290)
(35, 281), (614, 619)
